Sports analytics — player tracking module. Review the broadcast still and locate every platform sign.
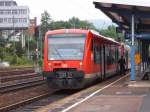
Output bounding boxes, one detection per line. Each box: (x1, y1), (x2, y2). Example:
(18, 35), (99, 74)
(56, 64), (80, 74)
(125, 33), (150, 39)
(134, 53), (141, 65)
(124, 33), (131, 39)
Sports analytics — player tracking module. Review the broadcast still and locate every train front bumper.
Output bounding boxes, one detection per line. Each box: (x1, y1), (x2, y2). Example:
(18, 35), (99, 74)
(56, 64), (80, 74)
(43, 70), (84, 89)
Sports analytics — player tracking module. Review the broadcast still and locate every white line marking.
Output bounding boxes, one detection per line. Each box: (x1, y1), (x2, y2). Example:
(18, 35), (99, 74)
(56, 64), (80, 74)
(62, 74), (129, 112)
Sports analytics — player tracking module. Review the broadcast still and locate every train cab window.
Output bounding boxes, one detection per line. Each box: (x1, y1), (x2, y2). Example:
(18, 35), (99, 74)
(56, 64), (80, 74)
(48, 33), (86, 60)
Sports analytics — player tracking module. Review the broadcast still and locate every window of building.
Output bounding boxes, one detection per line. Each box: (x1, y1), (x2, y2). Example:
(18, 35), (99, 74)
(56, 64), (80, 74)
(0, 18), (3, 23)
(18, 9), (22, 14)
(18, 9), (26, 14)
(12, 1), (17, 6)
(12, 10), (17, 14)
(13, 18), (17, 23)
(4, 10), (11, 14)
(0, 2), (4, 6)
(24, 18), (27, 23)
(3, 18), (7, 23)
(0, 10), (4, 14)
(8, 18), (12, 23)
(18, 18), (21, 23)
(5, 2), (11, 6)
(24, 9), (27, 14)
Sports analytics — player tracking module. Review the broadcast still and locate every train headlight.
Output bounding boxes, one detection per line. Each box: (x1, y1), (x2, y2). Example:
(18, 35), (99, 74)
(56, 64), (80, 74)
(79, 62), (83, 69)
(79, 62), (83, 66)
(48, 63), (52, 68)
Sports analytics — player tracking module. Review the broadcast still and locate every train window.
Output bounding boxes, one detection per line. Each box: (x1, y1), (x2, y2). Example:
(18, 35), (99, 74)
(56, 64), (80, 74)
(93, 45), (101, 64)
(93, 46), (96, 63)
(106, 46), (115, 65)
(48, 33), (86, 60)
(106, 47), (110, 65)
(115, 48), (119, 63)
(91, 39), (94, 51)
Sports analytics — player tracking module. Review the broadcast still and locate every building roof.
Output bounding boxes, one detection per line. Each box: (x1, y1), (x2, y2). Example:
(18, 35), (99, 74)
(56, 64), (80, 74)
(93, 0), (150, 33)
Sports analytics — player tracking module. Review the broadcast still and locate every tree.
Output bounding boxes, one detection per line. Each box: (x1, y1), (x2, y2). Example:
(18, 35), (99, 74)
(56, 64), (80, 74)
(51, 21), (71, 30)
(0, 47), (5, 61)
(68, 17), (96, 29)
(40, 10), (52, 36)
(0, 37), (6, 47)
(16, 42), (25, 57)
(99, 25), (124, 42)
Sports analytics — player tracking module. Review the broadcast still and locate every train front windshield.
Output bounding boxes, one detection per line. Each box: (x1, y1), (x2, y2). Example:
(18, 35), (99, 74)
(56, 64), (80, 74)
(48, 33), (86, 60)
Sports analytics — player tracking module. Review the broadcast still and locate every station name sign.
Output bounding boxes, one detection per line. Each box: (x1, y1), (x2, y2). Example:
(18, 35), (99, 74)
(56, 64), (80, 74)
(125, 33), (150, 39)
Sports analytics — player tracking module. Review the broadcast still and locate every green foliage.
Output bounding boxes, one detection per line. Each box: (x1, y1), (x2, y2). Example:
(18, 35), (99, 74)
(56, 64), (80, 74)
(99, 25), (117, 39)
(15, 42), (25, 57)
(49, 17), (97, 30)
(25, 37), (37, 51)
(68, 17), (96, 29)
(38, 58), (43, 66)
(0, 47), (5, 61)
(3, 55), (13, 63)
(15, 56), (33, 65)
(3, 55), (33, 65)
(0, 37), (6, 47)
(40, 10), (52, 36)
(51, 21), (71, 30)
(40, 11), (97, 31)
(5, 44), (14, 55)
(99, 25), (124, 42)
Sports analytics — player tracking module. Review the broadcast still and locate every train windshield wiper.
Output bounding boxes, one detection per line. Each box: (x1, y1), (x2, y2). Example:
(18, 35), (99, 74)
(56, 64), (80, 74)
(53, 45), (64, 60)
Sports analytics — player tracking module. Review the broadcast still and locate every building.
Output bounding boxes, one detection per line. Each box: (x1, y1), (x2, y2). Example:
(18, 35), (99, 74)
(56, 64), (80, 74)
(28, 17), (37, 37)
(0, 0), (30, 30)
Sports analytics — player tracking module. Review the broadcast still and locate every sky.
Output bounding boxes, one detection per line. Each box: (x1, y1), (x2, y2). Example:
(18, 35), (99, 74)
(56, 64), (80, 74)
(15, 0), (150, 24)
(15, 0), (111, 23)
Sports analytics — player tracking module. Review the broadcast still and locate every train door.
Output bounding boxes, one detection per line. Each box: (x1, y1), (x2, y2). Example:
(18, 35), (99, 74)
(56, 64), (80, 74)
(101, 44), (105, 80)
(104, 45), (109, 78)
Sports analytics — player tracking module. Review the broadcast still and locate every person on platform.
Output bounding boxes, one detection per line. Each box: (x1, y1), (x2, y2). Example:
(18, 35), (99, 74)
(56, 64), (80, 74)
(118, 55), (126, 75)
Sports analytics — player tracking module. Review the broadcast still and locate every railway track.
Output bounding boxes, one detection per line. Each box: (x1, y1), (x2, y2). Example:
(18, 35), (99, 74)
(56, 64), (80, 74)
(0, 66), (48, 112)
(1, 73), (40, 83)
(1, 74), (127, 112)
(0, 66), (33, 71)
(0, 69), (129, 112)
(6, 90), (77, 112)
(0, 90), (56, 112)
(0, 78), (45, 93)
(0, 79), (51, 112)
(0, 69), (34, 76)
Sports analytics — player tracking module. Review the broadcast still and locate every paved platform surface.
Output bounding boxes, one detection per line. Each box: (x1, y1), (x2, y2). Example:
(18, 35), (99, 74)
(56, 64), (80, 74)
(68, 76), (150, 112)
(33, 74), (150, 112)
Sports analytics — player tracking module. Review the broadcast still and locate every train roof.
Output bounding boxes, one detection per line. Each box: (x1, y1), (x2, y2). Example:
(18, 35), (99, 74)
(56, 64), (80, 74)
(90, 30), (120, 45)
(46, 29), (88, 35)
(46, 29), (120, 45)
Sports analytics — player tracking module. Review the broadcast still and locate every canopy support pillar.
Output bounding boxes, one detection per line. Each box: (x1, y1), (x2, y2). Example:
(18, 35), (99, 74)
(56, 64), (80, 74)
(130, 14), (135, 81)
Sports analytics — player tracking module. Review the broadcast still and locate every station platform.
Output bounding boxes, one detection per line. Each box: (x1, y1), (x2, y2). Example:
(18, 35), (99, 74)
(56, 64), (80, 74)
(65, 74), (150, 112)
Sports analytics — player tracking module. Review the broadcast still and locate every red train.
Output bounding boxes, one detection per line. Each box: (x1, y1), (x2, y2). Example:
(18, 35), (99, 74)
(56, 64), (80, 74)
(43, 29), (127, 89)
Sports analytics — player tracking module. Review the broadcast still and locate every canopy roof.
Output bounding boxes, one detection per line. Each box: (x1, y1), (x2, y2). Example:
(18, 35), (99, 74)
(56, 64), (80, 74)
(93, 0), (150, 33)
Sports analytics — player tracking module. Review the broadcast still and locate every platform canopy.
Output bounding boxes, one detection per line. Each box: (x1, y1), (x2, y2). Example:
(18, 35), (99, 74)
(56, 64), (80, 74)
(93, 0), (150, 33)
(93, 0), (150, 81)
